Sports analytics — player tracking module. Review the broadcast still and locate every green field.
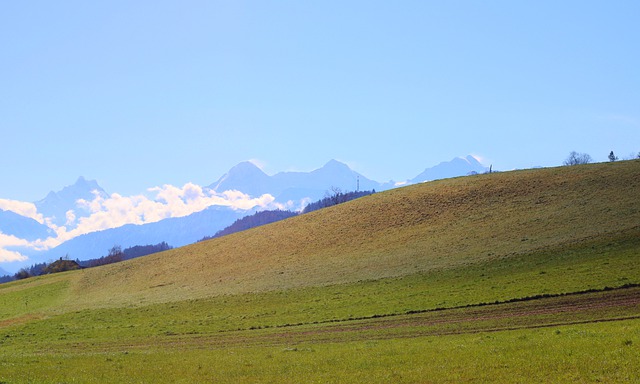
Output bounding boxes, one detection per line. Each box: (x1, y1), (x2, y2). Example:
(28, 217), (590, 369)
(1, 161), (639, 382)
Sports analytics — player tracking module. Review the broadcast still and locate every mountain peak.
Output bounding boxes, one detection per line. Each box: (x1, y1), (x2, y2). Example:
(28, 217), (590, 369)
(208, 161), (270, 195)
(72, 176), (101, 190)
(410, 155), (488, 183)
(321, 159), (351, 171)
(316, 159), (353, 173)
(462, 155), (483, 166)
(222, 161), (269, 181)
(230, 161), (266, 174)
(38, 177), (105, 202)
(34, 177), (107, 227)
(74, 176), (89, 186)
(312, 160), (355, 178)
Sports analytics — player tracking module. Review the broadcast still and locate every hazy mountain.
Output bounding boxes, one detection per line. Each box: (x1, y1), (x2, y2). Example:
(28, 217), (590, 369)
(34, 176), (108, 227)
(210, 159), (388, 203)
(2, 155), (492, 273)
(209, 162), (273, 198)
(0, 209), (52, 241)
(26, 206), (246, 266)
(410, 156), (489, 183)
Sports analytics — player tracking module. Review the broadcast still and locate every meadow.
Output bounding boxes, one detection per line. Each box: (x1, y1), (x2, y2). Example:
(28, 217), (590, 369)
(0, 160), (639, 382)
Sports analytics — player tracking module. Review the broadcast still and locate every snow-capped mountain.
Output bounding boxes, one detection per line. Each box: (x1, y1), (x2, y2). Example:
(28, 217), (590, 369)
(34, 176), (108, 228)
(1, 155), (491, 274)
(210, 159), (389, 204)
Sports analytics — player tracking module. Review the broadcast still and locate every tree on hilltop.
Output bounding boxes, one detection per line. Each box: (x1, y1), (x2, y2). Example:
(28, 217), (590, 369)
(608, 151), (618, 162)
(563, 151), (592, 166)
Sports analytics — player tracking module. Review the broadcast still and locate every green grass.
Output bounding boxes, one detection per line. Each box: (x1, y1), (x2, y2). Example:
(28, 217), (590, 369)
(0, 319), (638, 383)
(57, 160), (640, 310)
(0, 276), (70, 321)
(1, 229), (636, 349)
(0, 234), (637, 382)
(1, 160), (639, 382)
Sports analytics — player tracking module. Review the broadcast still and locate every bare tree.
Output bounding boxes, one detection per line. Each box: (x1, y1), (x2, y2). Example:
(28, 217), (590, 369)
(106, 245), (124, 263)
(563, 151), (592, 166)
(327, 186), (348, 206)
(14, 268), (31, 280)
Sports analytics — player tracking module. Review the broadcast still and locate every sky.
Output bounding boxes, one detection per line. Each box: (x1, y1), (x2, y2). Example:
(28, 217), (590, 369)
(1, 0), (639, 203)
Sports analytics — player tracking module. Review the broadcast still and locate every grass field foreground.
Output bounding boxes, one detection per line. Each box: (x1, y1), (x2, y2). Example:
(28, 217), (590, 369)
(0, 160), (639, 382)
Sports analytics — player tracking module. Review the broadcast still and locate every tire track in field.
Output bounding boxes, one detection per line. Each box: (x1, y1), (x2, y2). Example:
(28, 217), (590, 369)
(58, 286), (639, 353)
(277, 286), (640, 342)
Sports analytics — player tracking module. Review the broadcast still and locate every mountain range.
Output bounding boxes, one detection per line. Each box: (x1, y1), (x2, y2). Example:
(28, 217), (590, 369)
(35, 176), (108, 228)
(1, 156), (488, 273)
(209, 159), (390, 203)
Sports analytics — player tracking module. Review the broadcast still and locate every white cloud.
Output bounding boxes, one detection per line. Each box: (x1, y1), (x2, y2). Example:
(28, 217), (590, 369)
(0, 248), (28, 263)
(0, 183), (279, 265)
(65, 210), (76, 226)
(0, 199), (44, 223)
(60, 184), (277, 242)
(0, 233), (31, 262)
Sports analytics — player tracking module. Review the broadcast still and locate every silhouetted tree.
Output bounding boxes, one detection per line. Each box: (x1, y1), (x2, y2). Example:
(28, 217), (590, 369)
(608, 151), (618, 162)
(14, 268), (30, 280)
(563, 151), (592, 166)
(200, 210), (298, 241)
(80, 242), (173, 267)
(328, 187), (348, 206)
(302, 190), (375, 214)
(0, 275), (13, 284)
(121, 242), (172, 260)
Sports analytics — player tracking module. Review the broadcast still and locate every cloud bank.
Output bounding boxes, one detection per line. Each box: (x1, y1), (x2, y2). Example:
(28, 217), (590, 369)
(61, 183), (275, 241)
(0, 233), (30, 262)
(0, 184), (278, 268)
(0, 199), (44, 223)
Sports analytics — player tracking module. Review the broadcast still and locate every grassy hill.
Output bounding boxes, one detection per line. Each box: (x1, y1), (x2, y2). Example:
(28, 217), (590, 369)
(1, 160), (639, 383)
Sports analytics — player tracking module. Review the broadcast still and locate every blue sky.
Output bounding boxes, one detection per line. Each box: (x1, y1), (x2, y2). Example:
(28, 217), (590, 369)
(1, 1), (639, 202)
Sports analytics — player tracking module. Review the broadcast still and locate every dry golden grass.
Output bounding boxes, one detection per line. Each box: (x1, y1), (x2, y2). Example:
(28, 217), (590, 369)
(1, 161), (639, 384)
(57, 160), (640, 310)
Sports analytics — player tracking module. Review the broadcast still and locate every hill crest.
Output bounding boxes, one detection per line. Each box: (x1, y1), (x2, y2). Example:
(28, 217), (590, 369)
(63, 160), (640, 309)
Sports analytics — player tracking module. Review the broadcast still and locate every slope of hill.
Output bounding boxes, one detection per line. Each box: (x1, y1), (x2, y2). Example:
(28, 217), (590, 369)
(1, 160), (639, 382)
(56, 160), (640, 309)
(3, 156), (488, 274)
(201, 209), (300, 241)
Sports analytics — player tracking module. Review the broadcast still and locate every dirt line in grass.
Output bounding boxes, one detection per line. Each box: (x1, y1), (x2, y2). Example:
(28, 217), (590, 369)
(41, 285), (639, 354)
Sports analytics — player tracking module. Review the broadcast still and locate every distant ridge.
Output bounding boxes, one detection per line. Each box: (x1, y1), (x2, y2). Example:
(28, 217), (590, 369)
(0, 209), (51, 241)
(3, 155), (493, 273)
(410, 155), (488, 183)
(64, 160), (640, 308)
(209, 162), (272, 198)
(30, 205), (245, 264)
(209, 159), (386, 203)
(34, 176), (108, 227)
